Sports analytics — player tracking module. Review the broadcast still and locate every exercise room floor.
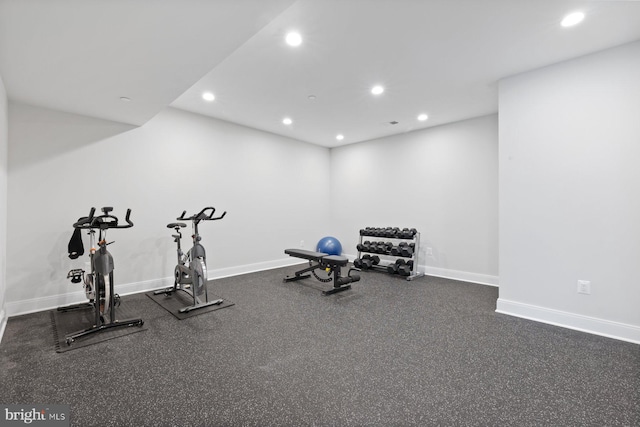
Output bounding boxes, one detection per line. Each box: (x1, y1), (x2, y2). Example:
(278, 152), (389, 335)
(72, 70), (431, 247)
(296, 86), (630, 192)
(1, 266), (638, 426)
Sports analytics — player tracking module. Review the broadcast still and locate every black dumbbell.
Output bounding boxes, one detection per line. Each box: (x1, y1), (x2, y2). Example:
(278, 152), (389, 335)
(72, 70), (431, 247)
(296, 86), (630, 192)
(397, 259), (415, 276)
(387, 258), (406, 274)
(365, 254), (380, 265)
(398, 264), (412, 276)
(355, 257), (379, 269)
(361, 254), (381, 269)
(355, 257), (377, 270)
(395, 242), (411, 256)
(399, 228), (417, 239)
(400, 246), (413, 257)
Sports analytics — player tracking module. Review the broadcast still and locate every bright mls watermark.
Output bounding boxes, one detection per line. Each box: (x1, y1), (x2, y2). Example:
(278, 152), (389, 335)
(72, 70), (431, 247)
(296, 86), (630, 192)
(1, 405), (69, 426)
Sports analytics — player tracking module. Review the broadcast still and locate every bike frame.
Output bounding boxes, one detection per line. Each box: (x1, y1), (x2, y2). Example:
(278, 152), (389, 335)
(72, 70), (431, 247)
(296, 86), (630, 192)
(155, 207), (226, 313)
(60, 207), (143, 345)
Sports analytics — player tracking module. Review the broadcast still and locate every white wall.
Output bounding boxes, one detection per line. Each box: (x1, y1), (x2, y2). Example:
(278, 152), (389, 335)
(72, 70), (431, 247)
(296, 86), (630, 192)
(0, 74), (7, 339)
(330, 115), (499, 285)
(6, 105), (330, 315)
(497, 41), (640, 343)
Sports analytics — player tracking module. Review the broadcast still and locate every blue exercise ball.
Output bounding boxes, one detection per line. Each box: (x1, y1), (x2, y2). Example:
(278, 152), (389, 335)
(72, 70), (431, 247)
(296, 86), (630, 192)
(316, 236), (342, 255)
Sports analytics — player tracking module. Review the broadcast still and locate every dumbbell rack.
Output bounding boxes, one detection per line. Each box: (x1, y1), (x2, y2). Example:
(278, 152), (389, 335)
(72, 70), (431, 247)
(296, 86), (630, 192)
(355, 227), (425, 281)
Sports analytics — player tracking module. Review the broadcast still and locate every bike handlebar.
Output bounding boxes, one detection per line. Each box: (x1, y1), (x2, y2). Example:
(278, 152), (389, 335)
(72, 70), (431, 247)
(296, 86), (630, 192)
(73, 207), (96, 228)
(177, 207), (226, 222)
(73, 207), (134, 229)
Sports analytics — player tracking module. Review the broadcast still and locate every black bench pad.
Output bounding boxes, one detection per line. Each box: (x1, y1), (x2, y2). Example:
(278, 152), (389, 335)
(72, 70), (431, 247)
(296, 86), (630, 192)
(284, 249), (349, 267)
(285, 249), (328, 260)
(321, 255), (348, 267)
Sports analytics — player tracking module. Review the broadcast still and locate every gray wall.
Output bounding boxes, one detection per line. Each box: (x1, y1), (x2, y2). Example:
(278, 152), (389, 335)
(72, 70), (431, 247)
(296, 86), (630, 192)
(6, 105), (331, 314)
(330, 115), (499, 285)
(4, 100), (500, 318)
(0, 75), (7, 336)
(498, 40), (640, 343)
(4, 41), (638, 344)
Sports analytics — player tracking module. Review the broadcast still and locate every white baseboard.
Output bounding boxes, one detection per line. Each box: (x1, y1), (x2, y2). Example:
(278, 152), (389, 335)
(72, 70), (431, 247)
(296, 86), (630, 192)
(0, 308), (7, 344)
(342, 253), (499, 287)
(208, 257), (304, 279)
(4, 257), (305, 318)
(423, 266), (498, 287)
(496, 298), (640, 345)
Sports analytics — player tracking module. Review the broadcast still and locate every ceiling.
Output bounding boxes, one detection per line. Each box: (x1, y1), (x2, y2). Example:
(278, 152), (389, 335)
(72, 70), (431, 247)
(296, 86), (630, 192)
(2, 1), (640, 148)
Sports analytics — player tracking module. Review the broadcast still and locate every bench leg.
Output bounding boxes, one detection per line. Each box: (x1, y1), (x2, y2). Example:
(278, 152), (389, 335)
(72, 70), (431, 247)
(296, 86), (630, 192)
(322, 284), (351, 296)
(284, 273), (311, 282)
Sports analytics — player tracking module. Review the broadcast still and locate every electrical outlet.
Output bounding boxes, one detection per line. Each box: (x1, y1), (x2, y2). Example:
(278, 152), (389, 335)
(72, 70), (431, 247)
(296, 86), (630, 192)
(299, 240), (305, 248)
(425, 247), (433, 256)
(577, 280), (591, 295)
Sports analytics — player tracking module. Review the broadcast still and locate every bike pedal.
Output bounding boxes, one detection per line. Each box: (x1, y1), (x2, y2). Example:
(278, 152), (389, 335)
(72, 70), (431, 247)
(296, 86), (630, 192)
(67, 269), (85, 283)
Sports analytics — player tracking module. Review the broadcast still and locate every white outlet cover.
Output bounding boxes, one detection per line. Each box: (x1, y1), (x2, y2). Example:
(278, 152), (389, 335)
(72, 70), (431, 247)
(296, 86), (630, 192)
(577, 280), (591, 295)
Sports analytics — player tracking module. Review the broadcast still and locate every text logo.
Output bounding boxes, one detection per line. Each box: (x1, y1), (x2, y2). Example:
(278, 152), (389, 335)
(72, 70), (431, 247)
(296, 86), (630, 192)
(1, 405), (69, 427)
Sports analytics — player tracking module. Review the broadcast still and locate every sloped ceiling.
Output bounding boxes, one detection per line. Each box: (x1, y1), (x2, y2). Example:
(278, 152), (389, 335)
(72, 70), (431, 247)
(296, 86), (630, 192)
(0, 0), (296, 125)
(2, 0), (640, 147)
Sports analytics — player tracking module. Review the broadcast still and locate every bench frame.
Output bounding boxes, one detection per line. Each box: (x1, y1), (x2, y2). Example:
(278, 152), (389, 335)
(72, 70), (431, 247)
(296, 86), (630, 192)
(284, 249), (360, 295)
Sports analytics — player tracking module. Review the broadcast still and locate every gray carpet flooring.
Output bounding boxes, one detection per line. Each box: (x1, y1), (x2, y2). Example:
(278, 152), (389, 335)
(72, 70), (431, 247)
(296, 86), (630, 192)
(145, 288), (235, 320)
(1, 266), (638, 426)
(51, 300), (147, 353)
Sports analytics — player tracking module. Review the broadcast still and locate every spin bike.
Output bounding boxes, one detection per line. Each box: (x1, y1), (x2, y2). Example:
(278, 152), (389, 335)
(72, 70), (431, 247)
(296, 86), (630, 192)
(61, 207), (143, 345)
(154, 207), (227, 313)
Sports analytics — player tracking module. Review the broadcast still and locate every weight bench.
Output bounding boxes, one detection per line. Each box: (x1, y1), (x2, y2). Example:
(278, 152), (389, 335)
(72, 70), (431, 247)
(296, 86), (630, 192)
(284, 249), (360, 295)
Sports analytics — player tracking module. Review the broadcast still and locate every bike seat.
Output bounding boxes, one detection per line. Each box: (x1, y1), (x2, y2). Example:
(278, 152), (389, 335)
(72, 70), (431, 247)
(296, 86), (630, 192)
(167, 222), (187, 229)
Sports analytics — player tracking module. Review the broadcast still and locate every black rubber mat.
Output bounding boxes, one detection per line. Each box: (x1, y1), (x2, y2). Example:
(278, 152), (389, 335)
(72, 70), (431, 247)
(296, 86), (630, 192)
(145, 288), (235, 320)
(51, 298), (146, 353)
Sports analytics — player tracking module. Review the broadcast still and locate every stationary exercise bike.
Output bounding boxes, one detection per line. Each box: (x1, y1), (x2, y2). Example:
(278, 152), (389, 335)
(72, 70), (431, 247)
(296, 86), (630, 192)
(154, 207), (227, 313)
(62, 207), (144, 345)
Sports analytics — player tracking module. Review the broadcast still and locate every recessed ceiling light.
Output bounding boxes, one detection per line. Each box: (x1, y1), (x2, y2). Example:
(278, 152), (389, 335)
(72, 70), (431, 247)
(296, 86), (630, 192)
(283, 117), (293, 125)
(371, 85), (384, 95)
(561, 11), (585, 27)
(202, 92), (215, 101)
(418, 113), (428, 121)
(285, 31), (302, 47)
(336, 134), (344, 141)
